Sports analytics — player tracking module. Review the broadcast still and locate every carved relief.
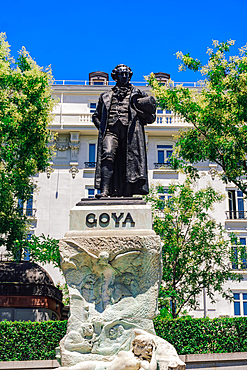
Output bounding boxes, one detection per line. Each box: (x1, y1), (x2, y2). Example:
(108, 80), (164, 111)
(69, 166), (79, 179)
(56, 142), (70, 151)
(70, 143), (80, 151)
(54, 133), (80, 163)
(58, 235), (185, 369)
(46, 165), (54, 179)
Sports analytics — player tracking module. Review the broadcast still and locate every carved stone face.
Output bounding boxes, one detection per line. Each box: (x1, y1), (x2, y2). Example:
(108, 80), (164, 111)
(108, 324), (124, 339)
(81, 323), (94, 337)
(132, 338), (153, 361)
(109, 327), (118, 339)
(115, 66), (131, 86)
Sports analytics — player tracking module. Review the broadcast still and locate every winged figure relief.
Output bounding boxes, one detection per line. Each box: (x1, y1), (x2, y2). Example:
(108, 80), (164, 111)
(60, 240), (144, 313)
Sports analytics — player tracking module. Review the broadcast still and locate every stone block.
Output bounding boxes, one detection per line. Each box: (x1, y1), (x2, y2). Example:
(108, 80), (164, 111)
(57, 202), (185, 370)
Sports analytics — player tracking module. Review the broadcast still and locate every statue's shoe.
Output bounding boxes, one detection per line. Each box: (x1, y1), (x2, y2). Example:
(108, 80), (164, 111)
(95, 192), (109, 199)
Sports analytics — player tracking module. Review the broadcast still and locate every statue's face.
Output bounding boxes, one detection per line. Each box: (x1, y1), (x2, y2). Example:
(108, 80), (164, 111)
(115, 66), (130, 86)
(132, 339), (153, 360)
(109, 326), (118, 339)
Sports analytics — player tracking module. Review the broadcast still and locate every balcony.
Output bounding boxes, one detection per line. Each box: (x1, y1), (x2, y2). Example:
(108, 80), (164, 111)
(225, 211), (247, 220)
(23, 208), (37, 218)
(154, 163), (172, 169)
(53, 80), (202, 87)
(84, 162), (96, 168)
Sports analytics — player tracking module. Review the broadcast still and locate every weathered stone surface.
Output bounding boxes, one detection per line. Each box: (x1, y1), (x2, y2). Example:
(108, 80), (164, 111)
(58, 205), (186, 370)
(58, 328), (186, 370)
(59, 235), (163, 364)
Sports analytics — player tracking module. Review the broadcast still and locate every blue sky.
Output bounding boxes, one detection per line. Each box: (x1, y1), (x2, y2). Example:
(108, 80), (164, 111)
(1, 0), (247, 83)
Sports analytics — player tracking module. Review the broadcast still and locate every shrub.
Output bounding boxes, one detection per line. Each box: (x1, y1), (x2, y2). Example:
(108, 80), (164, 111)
(0, 321), (67, 361)
(154, 316), (247, 354)
(1, 317), (247, 361)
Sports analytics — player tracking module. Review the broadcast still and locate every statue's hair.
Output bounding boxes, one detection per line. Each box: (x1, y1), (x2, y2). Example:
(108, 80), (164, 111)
(111, 64), (133, 81)
(132, 335), (155, 349)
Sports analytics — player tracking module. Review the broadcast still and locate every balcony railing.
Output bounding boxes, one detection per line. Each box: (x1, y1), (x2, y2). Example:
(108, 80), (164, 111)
(84, 162), (96, 168)
(154, 163), (172, 169)
(232, 264), (247, 270)
(23, 208), (37, 217)
(225, 211), (247, 220)
(52, 111), (189, 126)
(53, 80), (202, 88)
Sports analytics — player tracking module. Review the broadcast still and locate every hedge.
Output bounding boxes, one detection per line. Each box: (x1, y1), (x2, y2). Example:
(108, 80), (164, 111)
(0, 317), (247, 361)
(154, 316), (247, 354)
(0, 321), (67, 361)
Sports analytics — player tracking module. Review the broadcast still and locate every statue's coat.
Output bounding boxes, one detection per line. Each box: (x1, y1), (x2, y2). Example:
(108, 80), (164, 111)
(93, 86), (156, 196)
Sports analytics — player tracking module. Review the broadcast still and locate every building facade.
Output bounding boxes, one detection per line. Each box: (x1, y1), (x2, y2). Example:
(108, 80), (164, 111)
(25, 73), (247, 319)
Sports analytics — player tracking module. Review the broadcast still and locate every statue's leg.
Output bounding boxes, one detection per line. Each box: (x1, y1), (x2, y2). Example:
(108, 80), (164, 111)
(96, 131), (118, 198)
(118, 124), (131, 197)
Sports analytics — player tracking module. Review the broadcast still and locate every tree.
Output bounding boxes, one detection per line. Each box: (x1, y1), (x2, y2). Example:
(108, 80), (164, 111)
(144, 180), (245, 318)
(149, 40), (247, 195)
(0, 32), (57, 261)
(12, 234), (60, 268)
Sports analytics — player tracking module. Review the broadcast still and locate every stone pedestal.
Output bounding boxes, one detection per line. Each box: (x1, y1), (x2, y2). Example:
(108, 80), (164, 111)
(58, 198), (185, 370)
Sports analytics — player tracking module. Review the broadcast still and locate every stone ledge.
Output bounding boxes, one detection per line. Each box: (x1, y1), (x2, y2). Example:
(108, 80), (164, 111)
(180, 352), (247, 362)
(1, 353), (247, 370)
(0, 360), (59, 369)
(76, 197), (146, 206)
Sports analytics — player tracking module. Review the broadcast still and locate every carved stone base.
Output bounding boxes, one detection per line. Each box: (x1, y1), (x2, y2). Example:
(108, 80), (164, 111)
(57, 203), (185, 370)
(59, 235), (161, 363)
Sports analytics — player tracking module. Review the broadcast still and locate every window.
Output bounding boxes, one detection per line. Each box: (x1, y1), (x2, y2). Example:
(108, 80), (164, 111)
(154, 144), (173, 169)
(156, 117), (163, 124)
(88, 189), (95, 198)
(18, 192), (34, 217)
(166, 117), (172, 124)
(84, 143), (97, 168)
(90, 103), (97, 113)
(93, 81), (104, 85)
(157, 145), (173, 164)
(26, 194), (33, 217)
(89, 143), (96, 163)
(154, 187), (171, 215)
(87, 188), (100, 198)
(166, 110), (172, 114)
(233, 293), (247, 316)
(156, 187), (171, 201)
(157, 108), (163, 114)
(228, 190), (245, 219)
(18, 199), (24, 214)
(232, 237), (247, 270)
(24, 233), (33, 261)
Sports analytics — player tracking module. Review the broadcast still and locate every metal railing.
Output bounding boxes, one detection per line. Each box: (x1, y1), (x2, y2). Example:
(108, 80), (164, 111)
(84, 162), (96, 168)
(232, 263), (247, 270)
(53, 80), (202, 88)
(53, 80), (148, 86)
(225, 211), (247, 220)
(154, 163), (172, 169)
(23, 208), (37, 217)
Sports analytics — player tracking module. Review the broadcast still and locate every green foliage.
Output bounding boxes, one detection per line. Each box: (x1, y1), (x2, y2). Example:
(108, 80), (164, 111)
(1, 318), (247, 360)
(154, 317), (247, 354)
(11, 234), (60, 267)
(0, 33), (56, 259)
(145, 180), (245, 318)
(149, 40), (247, 194)
(56, 283), (70, 306)
(0, 321), (67, 361)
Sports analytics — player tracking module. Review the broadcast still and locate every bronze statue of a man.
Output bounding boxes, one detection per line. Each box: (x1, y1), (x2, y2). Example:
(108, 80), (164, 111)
(93, 64), (156, 198)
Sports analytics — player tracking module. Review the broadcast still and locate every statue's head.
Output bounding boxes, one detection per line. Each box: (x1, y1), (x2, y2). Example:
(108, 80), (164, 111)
(108, 324), (124, 339)
(98, 251), (109, 265)
(111, 64), (133, 86)
(132, 335), (155, 362)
